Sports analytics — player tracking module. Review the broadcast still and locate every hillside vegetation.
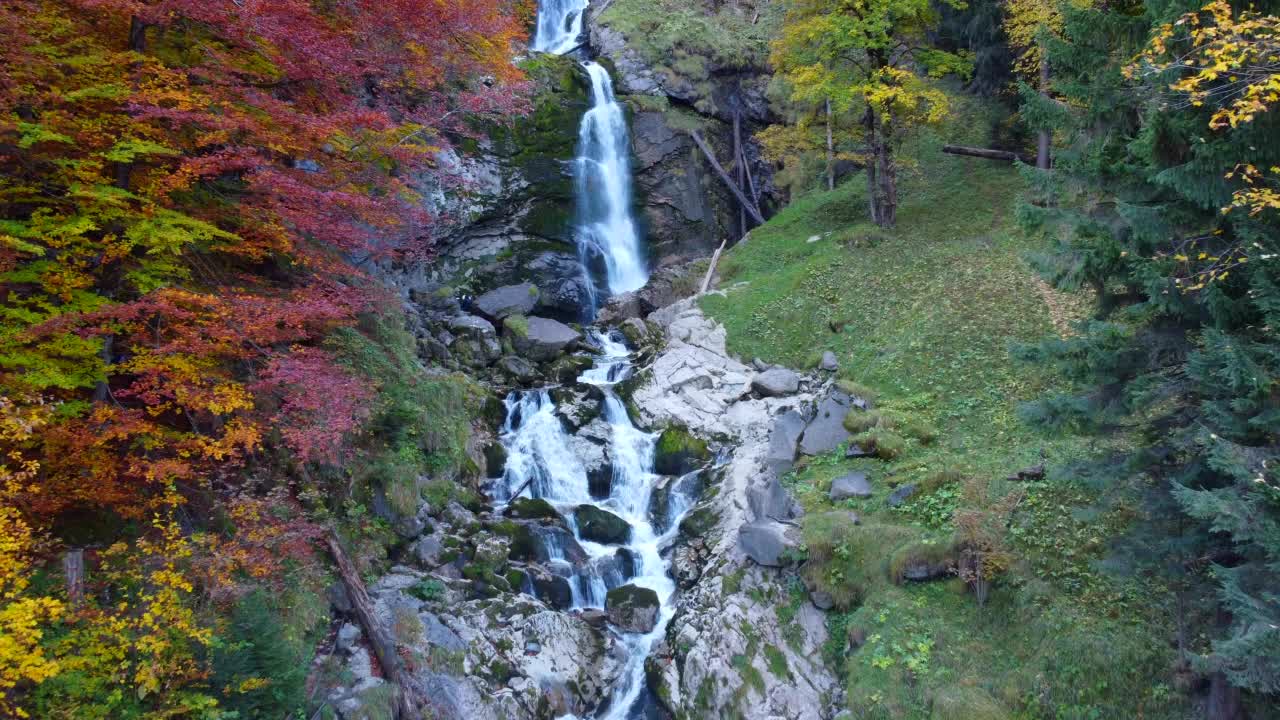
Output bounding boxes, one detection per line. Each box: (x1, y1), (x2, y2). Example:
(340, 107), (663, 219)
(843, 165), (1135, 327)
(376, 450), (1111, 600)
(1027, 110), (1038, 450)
(703, 101), (1193, 718)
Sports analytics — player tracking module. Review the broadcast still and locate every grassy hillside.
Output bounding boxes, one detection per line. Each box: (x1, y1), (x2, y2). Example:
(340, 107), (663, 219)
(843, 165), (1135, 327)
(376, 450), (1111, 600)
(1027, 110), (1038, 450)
(702, 103), (1191, 719)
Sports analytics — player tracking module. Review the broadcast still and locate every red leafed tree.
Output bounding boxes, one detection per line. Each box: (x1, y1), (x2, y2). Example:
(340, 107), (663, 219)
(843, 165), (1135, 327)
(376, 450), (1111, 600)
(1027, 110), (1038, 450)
(0, 0), (529, 521)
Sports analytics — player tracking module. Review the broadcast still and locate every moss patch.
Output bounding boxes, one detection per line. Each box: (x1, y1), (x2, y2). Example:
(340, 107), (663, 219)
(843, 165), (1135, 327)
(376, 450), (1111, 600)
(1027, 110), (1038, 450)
(653, 426), (711, 476)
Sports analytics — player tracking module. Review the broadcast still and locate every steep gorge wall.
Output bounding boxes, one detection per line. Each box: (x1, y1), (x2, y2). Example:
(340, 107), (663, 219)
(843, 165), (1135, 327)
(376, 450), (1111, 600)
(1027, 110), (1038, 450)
(390, 0), (781, 308)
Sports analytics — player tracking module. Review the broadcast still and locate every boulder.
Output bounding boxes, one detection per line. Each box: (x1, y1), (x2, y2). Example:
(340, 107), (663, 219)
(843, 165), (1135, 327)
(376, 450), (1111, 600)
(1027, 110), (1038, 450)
(483, 442), (507, 479)
(653, 426), (710, 476)
(845, 443), (871, 458)
(738, 521), (802, 567)
(887, 483), (918, 508)
(800, 391), (853, 456)
(819, 351), (840, 372)
(830, 472), (872, 501)
(574, 505), (631, 544)
(619, 317), (652, 346)
(507, 316), (582, 362)
(447, 314), (501, 368)
(505, 497), (560, 521)
(497, 355), (538, 383)
(474, 283), (540, 320)
(747, 478), (800, 521)
(751, 367), (801, 397)
(528, 566), (574, 610)
(605, 584), (660, 633)
(765, 411), (806, 476)
(410, 533), (446, 569)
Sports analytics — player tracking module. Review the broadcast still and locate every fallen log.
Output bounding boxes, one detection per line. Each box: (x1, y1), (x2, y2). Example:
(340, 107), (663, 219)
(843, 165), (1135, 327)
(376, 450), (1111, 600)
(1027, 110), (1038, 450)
(690, 130), (765, 225)
(943, 145), (1033, 164)
(699, 239), (728, 295)
(326, 531), (422, 720)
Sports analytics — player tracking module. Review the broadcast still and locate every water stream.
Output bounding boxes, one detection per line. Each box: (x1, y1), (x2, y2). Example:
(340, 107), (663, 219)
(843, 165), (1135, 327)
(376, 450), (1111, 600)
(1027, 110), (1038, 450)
(532, 0), (648, 308)
(500, 4), (671, 716)
(499, 332), (694, 719)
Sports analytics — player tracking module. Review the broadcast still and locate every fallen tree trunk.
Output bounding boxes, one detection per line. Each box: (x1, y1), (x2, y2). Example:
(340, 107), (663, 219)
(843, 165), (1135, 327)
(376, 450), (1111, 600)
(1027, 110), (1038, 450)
(942, 145), (1033, 164)
(699, 239), (728, 295)
(327, 531), (422, 720)
(690, 130), (765, 226)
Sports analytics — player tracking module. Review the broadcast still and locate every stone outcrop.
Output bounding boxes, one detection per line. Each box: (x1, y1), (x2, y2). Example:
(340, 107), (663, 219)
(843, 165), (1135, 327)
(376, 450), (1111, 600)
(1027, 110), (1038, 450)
(605, 584), (661, 633)
(631, 299), (843, 719)
(830, 471), (873, 501)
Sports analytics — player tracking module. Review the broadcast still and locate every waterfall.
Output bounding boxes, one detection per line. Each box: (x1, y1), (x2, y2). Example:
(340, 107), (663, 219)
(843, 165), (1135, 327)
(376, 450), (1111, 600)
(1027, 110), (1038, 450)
(494, 5), (671, 718)
(532, 0), (649, 308)
(575, 63), (649, 299)
(498, 330), (696, 719)
(532, 0), (587, 54)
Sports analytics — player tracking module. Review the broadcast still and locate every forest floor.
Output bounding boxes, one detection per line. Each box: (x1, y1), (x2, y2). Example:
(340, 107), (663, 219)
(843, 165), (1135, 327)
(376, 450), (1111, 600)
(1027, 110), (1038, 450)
(701, 100), (1194, 719)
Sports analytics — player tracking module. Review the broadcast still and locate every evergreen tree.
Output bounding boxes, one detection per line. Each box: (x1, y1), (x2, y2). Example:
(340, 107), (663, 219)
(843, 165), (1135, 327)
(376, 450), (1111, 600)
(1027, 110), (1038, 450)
(1016, 0), (1280, 711)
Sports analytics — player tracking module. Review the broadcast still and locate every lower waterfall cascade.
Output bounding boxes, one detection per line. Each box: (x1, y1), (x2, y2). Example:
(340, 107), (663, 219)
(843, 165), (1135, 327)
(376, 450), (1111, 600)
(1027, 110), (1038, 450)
(496, 331), (699, 719)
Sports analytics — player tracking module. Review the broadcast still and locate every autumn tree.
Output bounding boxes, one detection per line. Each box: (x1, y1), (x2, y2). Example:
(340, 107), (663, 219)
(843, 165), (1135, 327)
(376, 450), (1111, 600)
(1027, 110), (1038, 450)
(770, 0), (968, 226)
(0, 0), (527, 714)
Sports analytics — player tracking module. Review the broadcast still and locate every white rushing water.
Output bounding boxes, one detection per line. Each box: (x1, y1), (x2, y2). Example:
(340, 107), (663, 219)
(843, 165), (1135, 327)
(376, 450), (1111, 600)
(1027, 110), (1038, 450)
(532, 0), (588, 54)
(532, 0), (648, 305)
(499, 331), (696, 719)
(575, 63), (649, 299)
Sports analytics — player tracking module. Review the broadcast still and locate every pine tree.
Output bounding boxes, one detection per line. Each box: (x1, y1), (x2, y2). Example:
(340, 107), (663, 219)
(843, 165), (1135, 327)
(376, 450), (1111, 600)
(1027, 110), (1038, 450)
(1016, 0), (1280, 710)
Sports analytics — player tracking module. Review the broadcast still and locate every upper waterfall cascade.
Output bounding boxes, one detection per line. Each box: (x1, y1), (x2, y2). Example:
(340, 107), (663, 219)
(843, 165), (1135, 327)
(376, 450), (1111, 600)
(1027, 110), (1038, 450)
(532, 0), (588, 54)
(533, 0), (649, 307)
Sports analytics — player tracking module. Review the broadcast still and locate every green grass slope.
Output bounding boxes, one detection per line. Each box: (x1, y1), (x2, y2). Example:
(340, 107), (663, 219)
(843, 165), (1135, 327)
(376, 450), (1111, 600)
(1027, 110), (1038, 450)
(702, 103), (1191, 719)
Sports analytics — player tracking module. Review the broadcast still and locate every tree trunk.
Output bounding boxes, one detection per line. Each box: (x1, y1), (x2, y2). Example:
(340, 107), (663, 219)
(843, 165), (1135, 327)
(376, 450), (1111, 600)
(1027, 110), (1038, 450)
(864, 107), (897, 228)
(734, 109), (746, 235)
(825, 98), (836, 191)
(63, 549), (85, 609)
(128, 16), (147, 52)
(1207, 672), (1244, 720)
(1036, 54), (1052, 170)
(326, 532), (422, 720)
(689, 130), (765, 225)
(943, 145), (1033, 163)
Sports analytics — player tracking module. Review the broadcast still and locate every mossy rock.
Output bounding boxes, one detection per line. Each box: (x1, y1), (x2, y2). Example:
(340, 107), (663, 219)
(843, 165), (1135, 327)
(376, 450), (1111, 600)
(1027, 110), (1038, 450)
(483, 442), (507, 479)
(678, 505), (719, 538)
(888, 540), (956, 584)
(505, 497), (560, 521)
(654, 426), (710, 476)
(605, 584), (660, 633)
(575, 505), (632, 544)
(852, 429), (906, 460)
(547, 354), (594, 383)
(481, 394), (509, 428)
(505, 524), (538, 562)
(503, 314), (530, 339)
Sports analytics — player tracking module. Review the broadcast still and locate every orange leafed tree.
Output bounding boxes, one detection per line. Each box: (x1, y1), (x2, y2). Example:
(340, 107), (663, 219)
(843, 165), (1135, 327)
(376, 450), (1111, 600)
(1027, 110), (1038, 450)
(0, 0), (529, 714)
